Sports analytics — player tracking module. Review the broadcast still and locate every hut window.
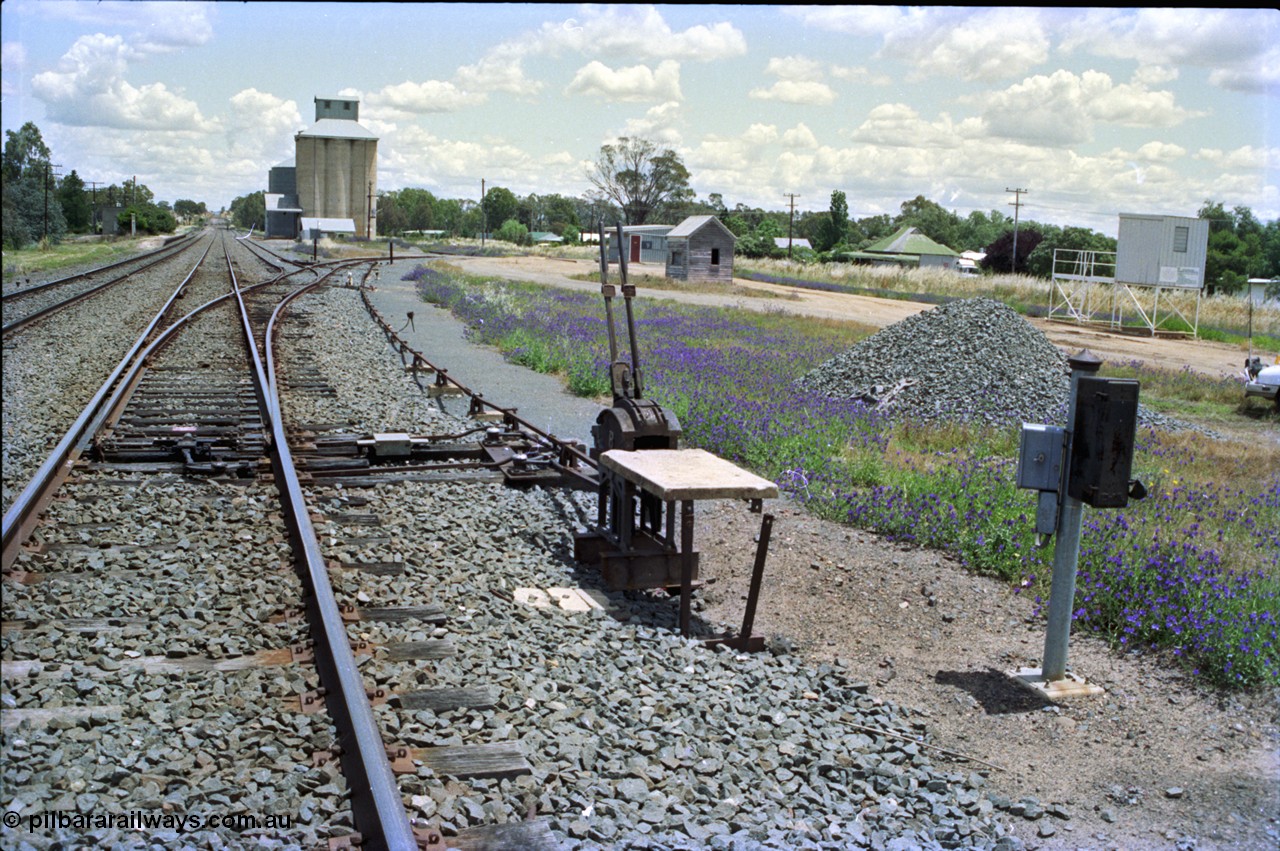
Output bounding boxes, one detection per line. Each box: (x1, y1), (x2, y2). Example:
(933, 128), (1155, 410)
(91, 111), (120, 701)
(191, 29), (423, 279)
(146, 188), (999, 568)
(1173, 226), (1189, 253)
(711, 248), (720, 266)
(670, 249), (684, 266)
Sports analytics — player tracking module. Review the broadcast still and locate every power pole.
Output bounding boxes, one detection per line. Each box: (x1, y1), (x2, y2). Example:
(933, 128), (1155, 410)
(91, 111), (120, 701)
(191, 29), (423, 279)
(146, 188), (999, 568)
(86, 181), (104, 232)
(480, 178), (486, 248)
(784, 193), (799, 259)
(1006, 187), (1028, 273)
(367, 181), (373, 239)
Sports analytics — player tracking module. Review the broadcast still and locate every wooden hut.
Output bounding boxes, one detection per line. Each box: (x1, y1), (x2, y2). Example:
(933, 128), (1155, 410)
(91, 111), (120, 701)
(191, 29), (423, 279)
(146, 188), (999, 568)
(665, 215), (736, 283)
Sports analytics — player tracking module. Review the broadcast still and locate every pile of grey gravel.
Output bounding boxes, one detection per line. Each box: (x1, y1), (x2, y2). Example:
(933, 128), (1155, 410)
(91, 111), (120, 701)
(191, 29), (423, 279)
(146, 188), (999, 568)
(797, 299), (1069, 427)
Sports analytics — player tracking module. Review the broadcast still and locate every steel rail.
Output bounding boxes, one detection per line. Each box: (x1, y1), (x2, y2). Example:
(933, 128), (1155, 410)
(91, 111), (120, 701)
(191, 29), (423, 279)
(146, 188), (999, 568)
(2, 230), (209, 338)
(2, 235), (217, 569)
(264, 271), (419, 851)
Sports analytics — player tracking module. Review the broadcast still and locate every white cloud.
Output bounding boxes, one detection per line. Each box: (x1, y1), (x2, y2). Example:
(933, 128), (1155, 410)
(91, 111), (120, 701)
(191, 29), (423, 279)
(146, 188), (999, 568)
(525, 5), (746, 62)
(1132, 141), (1186, 163)
(977, 69), (1201, 147)
(1196, 146), (1278, 172)
(621, 101), (684, 144)
(789, 6), (1048, 82)
(366, 80), (488, 116)
(851, 104), (961, 149)
(32, 33), (214, 131)
(32, 1), (214, 55)
(224, 88), (300, 162)
(764, 55), (826, 82)
(566, 60), (682, 102)
(748, 80), (836, 106)
(781, 123), (819, 149)
(829, 65), (892, 86)
(1, 41), (26, 96)
(1062, 9), (1278, 95)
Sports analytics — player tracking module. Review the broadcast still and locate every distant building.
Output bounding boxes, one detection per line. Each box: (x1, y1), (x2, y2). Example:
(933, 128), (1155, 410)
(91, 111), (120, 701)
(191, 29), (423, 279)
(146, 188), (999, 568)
(844, 226), (960, 270)
(665, 215), (736, 283)
(773, 237), (812, 252)
(265, 96), (378, 240)
(605, 225), (673, 264)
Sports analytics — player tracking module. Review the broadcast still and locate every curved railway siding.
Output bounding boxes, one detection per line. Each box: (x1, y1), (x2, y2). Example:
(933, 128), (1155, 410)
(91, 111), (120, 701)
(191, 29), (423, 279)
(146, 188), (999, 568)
(1, 245), (356, 847)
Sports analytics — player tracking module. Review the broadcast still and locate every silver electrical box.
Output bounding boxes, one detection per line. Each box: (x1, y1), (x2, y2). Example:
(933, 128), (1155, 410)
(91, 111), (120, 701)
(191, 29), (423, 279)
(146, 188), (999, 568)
(1017, 424), (1065, 492)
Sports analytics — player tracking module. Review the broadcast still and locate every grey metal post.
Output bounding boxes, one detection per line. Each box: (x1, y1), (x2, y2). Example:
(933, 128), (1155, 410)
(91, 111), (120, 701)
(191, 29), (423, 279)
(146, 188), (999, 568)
(1041, 349), (1103, 681)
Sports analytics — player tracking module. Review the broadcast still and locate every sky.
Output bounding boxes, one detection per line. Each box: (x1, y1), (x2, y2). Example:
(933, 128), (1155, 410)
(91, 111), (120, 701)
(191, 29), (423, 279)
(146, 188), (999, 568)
(2, 3), (1276, 237)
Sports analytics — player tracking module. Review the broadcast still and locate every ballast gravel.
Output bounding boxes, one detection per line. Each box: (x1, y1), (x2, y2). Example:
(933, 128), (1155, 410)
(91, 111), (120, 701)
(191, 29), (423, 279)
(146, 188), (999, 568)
(797, 297), (1214, 435)
(275, 282), (1031, 850)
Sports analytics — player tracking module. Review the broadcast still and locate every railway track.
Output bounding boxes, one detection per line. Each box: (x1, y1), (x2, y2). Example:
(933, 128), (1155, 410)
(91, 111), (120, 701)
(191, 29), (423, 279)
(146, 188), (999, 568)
(1, 232), (201, 338)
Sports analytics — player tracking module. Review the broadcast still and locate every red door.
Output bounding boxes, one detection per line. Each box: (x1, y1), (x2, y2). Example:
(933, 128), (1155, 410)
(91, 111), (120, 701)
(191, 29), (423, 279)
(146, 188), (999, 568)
(630, 235), (641, 263)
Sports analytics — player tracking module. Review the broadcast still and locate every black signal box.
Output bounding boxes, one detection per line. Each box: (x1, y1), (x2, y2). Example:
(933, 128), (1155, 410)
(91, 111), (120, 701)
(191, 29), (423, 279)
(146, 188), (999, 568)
(1068, 377), (1140, 508)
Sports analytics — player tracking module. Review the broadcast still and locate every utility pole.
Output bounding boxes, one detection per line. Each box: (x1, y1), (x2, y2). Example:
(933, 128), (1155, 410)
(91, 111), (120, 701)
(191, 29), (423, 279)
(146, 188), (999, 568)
(367, 181), (374, 240)
(1006, 187), (1028, 274)
(784, 193), (799, 259)
(87, 181), (104, 233)
(480, 178), (486, 248)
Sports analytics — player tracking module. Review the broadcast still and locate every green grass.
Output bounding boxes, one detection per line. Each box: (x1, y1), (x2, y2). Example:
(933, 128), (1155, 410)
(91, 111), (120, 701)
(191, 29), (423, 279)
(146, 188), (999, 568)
(3, 235), (173, 281)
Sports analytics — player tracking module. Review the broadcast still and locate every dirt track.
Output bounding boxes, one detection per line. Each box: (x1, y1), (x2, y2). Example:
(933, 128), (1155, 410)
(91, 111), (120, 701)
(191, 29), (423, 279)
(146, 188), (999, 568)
(445, 255), (1269, 382)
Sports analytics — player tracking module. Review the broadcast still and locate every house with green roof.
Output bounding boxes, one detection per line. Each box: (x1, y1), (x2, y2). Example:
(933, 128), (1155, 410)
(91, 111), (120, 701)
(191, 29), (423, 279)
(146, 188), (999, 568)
(841, 226), (961, 270)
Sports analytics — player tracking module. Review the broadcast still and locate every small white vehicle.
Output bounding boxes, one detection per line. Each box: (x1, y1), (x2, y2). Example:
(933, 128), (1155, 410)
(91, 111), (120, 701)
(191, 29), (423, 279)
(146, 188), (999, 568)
(1244, 356), (1280, 410)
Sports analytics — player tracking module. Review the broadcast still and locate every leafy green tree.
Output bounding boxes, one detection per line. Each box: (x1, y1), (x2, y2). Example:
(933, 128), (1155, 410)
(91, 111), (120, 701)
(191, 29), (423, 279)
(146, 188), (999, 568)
(481, 186), (519, 235)
(118, 203), (176, 235)
(494, 218), (529, 245)
(229, 190), (266, 230)
(174, 199), (207, 218)
(848, 213), (894, 247)
(586, 136), (694, 224)
(2, 121), (52, 182)
(813, 190), (849, 252)
(541, 194), (580, 235)
(1025, 225), (1116, 278)
(58, 169), (92, 232)
(894, 195), (961, 249)
(561, 223), (580, 244)
(2, 122), (64, 246)
(956, 210), (1009, 252)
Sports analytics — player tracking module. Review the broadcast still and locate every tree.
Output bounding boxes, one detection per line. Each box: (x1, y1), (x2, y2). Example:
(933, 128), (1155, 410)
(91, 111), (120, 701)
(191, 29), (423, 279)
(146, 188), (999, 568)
(59, 169), (92, 232)
(586, 136), (693, 225)
(1025, 225), (1116, 279)
(894, 195), (961, 249)
(494, 218), (529, 245)
(229, 191), (266, 230)
(814, 190), (849, 252)
(481, 186), (518, 235)
(2, 122), (64, 246)
(2, 122), (52, 182)
(982, 226), (1044, 274)
(174, 199), (207, 218)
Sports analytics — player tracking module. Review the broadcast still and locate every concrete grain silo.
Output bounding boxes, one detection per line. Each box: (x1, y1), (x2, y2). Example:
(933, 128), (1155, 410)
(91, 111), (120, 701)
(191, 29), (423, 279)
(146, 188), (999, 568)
(294, 96), (379, 238)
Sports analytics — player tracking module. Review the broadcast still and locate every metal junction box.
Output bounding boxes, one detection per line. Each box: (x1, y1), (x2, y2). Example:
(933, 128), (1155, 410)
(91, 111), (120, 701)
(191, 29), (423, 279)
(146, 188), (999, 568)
(1068, 377), (1140, 508)
(1017, 424), (1065, 492)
